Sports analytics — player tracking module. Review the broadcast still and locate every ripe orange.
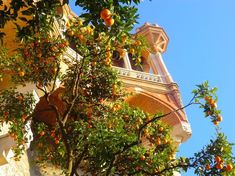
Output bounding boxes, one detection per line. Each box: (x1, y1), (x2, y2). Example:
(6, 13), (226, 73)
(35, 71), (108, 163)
(17, 95), (23, 101)
(129, 48), (135, 55)
(39, 131), (45, 136)
(88, 124), (93, 128)
(204, 96), (212, 102)
(205, 164), (211, 170)
(135, 41), (142, 46)
(144, 131), (150, 137)
(106, 51), (112, 58)
(100, 9), (111, 20)
(0, 77), (3, 82)
(119, 49), (126, 58)
(146, 116), (152, 121)
(213, 121), (219, 126)
(18, 71), (25, 77)
(51, 46), (58, 52)
(140, 155), (146, 161)
(226, 164), (233, 171)
(67, 30), (74, 37)
(21, 114), (27, 122)
(78, 34), (84, 41)
(158, 127), (164, 133)
(206, 111), (212, 116)
(55, 139), (60, 144)
(210, 100), (217, 108)
(91, 62), (97, 67)
(104, 59), (111, 66)
(215, 156), (222, 163)
(155, 137), (161, 145)
(63, 41), (69, 47)
(216, 115), (223, 122)
(216, 163), (223, 170)
(112, 104), (121, 111)
(163, 138), (168, 144)
(104, 18), (115, 26)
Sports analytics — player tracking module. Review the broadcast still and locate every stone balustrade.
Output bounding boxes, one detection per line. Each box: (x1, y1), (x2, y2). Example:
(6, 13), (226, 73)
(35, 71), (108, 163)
(113, 66), (164, 83)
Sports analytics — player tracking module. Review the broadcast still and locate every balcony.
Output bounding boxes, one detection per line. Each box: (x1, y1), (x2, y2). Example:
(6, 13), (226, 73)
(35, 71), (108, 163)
(113, 66), (164, 83)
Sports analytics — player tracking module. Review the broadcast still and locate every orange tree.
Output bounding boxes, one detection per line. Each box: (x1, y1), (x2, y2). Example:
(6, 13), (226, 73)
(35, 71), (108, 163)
(0, 0), (234, 175)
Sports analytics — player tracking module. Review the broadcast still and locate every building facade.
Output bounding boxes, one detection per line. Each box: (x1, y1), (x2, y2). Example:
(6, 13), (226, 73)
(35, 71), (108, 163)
(0, 3), (191, 175)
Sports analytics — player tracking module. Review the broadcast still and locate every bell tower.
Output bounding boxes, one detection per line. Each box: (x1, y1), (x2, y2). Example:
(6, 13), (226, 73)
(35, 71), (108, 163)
(136, 22), (169, 53)
(114, 22), (192, 146)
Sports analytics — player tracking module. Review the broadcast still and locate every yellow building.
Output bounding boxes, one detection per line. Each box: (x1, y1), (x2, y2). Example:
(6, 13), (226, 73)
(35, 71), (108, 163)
(0, 3), (191, 175)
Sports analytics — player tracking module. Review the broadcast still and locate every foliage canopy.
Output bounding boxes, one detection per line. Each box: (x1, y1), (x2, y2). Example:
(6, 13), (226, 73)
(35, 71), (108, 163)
(0, 0), (234, 175)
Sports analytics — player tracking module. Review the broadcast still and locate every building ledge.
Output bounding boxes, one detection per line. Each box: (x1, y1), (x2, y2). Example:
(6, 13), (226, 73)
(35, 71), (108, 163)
(113, 66), (179, 94)
(113, 66), (164, 83)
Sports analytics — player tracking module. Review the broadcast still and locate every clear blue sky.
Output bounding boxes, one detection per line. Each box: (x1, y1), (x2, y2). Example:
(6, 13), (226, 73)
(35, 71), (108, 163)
(70, 0), (235, 175)
(136, 0), (235, 175)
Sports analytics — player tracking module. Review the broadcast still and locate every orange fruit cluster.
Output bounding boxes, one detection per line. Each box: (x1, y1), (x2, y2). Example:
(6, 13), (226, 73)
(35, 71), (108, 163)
(214, 156), (233, 172)
(205, 96), (217, 109)
(204, 156), (233, 172)
(100, 9), (115, 26)
(103, 49), (112, 66)
(215, 156), (223, 170)
(204, 96), (222, 125)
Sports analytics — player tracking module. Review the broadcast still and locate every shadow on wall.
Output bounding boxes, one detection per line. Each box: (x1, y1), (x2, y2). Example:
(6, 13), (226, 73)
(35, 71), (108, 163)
(27, 146), (64, 176)
(27, 149), (42, 176)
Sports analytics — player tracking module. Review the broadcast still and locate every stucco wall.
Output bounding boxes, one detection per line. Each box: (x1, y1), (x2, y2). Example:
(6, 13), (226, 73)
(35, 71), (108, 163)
(0, 150), (37, 176)
(0, 149), (64, 176)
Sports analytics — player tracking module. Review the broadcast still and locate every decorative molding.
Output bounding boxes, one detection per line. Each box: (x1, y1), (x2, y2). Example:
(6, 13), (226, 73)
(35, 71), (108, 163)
(64, 47), (79, 61)
(172, 122), (192, 143)
(136, 22), (169, 53)
(113, 66), (164, 83)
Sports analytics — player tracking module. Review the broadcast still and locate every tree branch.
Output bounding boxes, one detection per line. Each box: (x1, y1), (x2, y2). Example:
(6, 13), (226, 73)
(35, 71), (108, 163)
(109, 93), (199, 172)
(70, 144), (89, 176)
(43, 93), (74, 176)
(62, 53), (86, 124)
(138, 92), (198, 137)
(105, 156), (116, 176)
(51, 62), (61, 92)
